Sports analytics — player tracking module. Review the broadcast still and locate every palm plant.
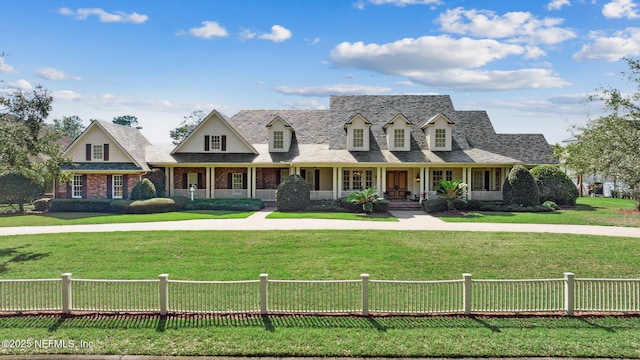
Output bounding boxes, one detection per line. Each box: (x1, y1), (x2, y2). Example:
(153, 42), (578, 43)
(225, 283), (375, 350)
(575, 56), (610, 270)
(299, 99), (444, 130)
(436, 179), (467, 210)
(347, 187), (382, 213)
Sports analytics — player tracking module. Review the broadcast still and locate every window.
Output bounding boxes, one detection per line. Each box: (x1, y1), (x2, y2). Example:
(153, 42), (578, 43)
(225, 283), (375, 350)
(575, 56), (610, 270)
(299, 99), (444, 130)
(446, 170), (453, 181)
(188, 173), (198, 188)
(343, 170), (350, 191)
(494, 169), (502, 191)
(365, 170), (373, 188)
(472, 170), (487, 191)
(352, 171), (362, 190)
(211, 135), (221, 150)
(353, 128), (364, 148)
(72, 175), (83, 199)
(280, 169), (289, 184)
(432, 170), (443, 190)
(112, 175), (123, 199)
(92, 144), (103, 160)
(435, 129), (446, 148)
(393, 129), (404, 148)
(232, 173), (243, 195)
(273, 131), (284, 149)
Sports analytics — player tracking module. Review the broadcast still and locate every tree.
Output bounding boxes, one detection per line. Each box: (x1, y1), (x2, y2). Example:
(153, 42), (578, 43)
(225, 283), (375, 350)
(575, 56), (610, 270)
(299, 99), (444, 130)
(565, 57), (640, 210)
(112, 115), (141, 129)
(530, 165), (579, 206)
(170, 110), (206, 145)
(0, 171), (44, 213)
(276, 174), (310, 211)
(52, 115), (84, 138)
(0, 86), (67, 184)
(502, 165), (540, 207)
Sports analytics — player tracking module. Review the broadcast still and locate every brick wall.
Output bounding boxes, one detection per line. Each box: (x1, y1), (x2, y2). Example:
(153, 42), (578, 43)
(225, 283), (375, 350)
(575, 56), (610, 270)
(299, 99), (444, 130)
(256, 168), (280, 189)
(214, 167), (247, 189)
(173, 167), (206, 189)
(55, 173), (140, 199)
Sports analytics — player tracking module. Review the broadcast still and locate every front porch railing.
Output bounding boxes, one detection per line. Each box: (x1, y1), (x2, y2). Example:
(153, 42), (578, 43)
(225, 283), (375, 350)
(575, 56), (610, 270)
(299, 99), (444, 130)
(214, 189), (248, 198)
(173, 189), (207, 199)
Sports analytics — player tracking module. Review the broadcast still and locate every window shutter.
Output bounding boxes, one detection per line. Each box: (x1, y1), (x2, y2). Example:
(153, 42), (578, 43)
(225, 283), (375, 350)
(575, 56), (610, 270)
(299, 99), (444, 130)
(66, 182), (72, 199)
(107, 175), (113, 198)
(227, 173), (232, 189)
(315, 169), (320, 191)
(122, 175), (129, 199)
(86, 144), (92, 161)
(183, 173), (188, 188)
(104, 144), (110, 161)
(81, 175), (88, 198)
(198, 173), (204, 189)
(242, 172), (247, 189)
(300, 169), (306, 180)
(204, 135), (210, 151)
(221, 135), (227, 151)
(275, 170), (281, 186)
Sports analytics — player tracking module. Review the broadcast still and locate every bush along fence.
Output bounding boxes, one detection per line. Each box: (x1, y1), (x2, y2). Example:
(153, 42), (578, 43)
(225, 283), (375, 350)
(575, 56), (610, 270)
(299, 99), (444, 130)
(1, 273), (640, 316)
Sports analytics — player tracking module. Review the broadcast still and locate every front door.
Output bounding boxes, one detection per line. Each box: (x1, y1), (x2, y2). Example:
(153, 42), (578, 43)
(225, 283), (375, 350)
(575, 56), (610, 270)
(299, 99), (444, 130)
(386, 171), (408, 199)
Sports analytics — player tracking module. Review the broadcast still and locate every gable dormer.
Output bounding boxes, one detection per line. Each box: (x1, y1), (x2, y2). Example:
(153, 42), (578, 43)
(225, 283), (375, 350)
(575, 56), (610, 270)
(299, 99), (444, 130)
(64, 121), (135, 165)
(172, 110), (258, 154)
(383, 114), (412, 151)
(344, 114), (371, 151)
(266, 116), (293, 152)
(421, 113), (454, 151)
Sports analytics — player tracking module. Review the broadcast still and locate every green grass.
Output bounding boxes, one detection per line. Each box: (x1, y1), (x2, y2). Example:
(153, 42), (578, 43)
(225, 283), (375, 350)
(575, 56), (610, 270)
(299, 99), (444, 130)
(1, 230), (639, 280)
(437, 197), (640, 227)
(2, 230), (640, 357)
(2, 314), (640, 357)
(0, 210), (253, 227)
(266, 211), (398, 221)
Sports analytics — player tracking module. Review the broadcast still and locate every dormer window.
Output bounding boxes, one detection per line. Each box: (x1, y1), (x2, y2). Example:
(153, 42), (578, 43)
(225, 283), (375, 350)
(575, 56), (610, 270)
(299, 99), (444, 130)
(85, 143), (109, 161)
(344, 114), (371, 151)
(205, 135), (227, 152)
(211, 135), (221, 150)
(384, 114), (412, 151)
(267, 116), (293, 152)
(422, 113), (454, 151)
(273, 131), (284, 149)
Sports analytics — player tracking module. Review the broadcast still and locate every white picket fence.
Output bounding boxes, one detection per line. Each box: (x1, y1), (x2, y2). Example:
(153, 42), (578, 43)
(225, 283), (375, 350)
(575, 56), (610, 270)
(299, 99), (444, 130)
(1, 273), (639, 316)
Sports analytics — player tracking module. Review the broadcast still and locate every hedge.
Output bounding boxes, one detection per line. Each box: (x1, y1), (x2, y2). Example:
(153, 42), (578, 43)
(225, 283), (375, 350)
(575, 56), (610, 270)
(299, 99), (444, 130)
(339, 198), (389, 213)
(185, 198), (265, 211)
(49, 199), (116, 213)
(111, 198), (181, 214)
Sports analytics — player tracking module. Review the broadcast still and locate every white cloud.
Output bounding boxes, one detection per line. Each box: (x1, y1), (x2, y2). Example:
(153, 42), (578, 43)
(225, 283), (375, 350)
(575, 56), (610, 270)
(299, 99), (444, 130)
(8, 79), (33, 91)
(361, 0), (441, 7)
(280, 100), (327, 110)
(0, 57), (16, 74)
(274, 84), (392, 96)
(52, 90), (174, 112)
(330, 35), (570, 91)
(437, 7), (576, 45)
(331, 35), (529, 73)
(177, 21), (228, 39)
(602, 0), (640, 19)
(547, 0), (571, 10)
(37, 67), (82, 81)
(258, 25), (292, 42)
(573, 28), (640, 61)
(58, 7), (148, 24)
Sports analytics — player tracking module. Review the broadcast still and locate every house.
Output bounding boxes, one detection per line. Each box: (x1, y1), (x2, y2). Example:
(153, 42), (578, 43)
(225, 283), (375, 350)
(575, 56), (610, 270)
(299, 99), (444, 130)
(55, 95), (556, 202)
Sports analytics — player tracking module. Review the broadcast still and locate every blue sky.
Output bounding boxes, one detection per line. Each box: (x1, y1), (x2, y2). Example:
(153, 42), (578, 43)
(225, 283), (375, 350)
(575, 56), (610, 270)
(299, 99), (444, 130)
(2, 0), (640, 145)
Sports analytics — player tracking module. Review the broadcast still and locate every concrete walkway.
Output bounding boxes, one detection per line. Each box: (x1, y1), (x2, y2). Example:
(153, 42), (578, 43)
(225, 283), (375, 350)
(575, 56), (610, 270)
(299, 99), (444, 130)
(0, 208), (638, 238)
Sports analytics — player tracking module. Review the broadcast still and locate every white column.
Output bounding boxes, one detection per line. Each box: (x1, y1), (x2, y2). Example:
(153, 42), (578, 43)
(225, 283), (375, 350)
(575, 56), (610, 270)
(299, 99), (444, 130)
(463, 273), (472, 315)
(376, 167), (382, 196)
(61, 273), (72, 315)
(251, 167), (257, 199)
(206, 167), (211, 198)
(381, 167), (387, 195)
(331, 166), (339, 200)
(159, 274), (169, 316)
(425, 167), (430, 197)
(211, 167), (216, 198)
(168, 167), (174, 197)
(337, 167), (343, 199)
(564, 272), (575, 316)
(361, 274), (369, 316)
(260, 274), (268, 315)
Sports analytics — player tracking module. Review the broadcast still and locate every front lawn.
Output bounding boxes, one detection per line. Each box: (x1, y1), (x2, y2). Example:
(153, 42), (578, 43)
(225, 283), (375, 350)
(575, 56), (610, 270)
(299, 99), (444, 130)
(266, 211), (398, 221)
(0, 210), (253, 227)
(437, 197), (640, 227)
(1, 230), (640, 357)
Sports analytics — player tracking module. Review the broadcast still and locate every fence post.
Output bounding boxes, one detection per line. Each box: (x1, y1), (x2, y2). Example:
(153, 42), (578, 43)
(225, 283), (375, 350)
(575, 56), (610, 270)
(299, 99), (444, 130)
(61, 273), (72, 314)
(361, 274), (369, 316)
(159, 274), (169, 316)
(260, 274), (268, 315)
(463, 273), (472, 315)
(564, 272), (575, 316)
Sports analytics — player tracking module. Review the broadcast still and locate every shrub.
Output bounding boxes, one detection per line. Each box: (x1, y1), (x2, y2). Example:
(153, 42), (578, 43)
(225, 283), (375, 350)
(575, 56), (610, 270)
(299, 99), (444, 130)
(339, 198), (389, 213)
(543, 200), (559, 210)
(112, 198), (180, 214)
(145, 168), (166, 197)
(307, 200), (346, 212)
(276, 174), (310, 212)
(423, 198), (449, 213)
(185, 198), (264, 211)
(346, 187), (383, 213)
(33, 198), (51, 212)
(130, 178), (156, 200)
(530, 165), (579, 205)
(478, 202), (555, 213)
(0, 171), (45, 213)
(170, 196), (190, 208)
(502, 165), (540, 207)
(49, 199), (115, 213)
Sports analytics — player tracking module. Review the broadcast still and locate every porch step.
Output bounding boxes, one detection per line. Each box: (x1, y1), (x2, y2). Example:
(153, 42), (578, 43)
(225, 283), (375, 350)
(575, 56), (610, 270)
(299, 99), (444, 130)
(387, 200), (422, 210)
